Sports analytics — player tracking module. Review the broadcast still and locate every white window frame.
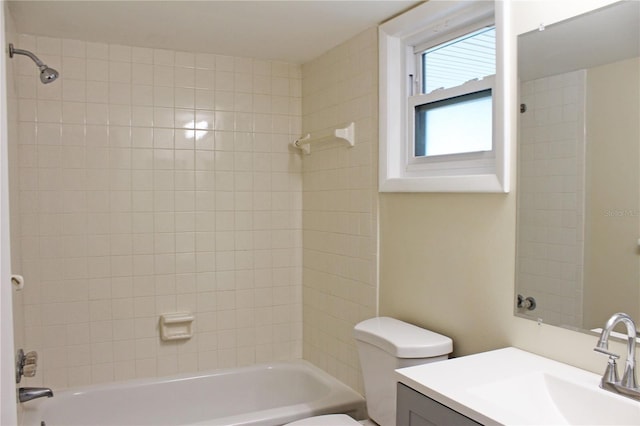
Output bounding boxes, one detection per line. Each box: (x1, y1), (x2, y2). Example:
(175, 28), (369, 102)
(408, 76), (494, 173)
(379, 0), (512, 192)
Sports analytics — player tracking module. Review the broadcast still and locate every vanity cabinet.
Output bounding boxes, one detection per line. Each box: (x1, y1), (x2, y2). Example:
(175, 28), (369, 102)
(396, 383), (482, 426)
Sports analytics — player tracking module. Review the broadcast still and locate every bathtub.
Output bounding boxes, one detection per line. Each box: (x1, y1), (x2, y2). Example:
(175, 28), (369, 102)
(21, 360), (366, 426)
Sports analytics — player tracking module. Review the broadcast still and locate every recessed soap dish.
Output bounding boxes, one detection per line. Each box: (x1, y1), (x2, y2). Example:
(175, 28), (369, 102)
(160, 312), (194, 341)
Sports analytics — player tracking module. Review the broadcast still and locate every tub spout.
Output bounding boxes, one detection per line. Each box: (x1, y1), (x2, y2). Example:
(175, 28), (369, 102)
(18, 387), (53, 403)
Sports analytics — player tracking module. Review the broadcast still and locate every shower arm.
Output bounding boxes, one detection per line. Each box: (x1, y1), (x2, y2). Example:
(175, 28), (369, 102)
(9, 44), (46, 69)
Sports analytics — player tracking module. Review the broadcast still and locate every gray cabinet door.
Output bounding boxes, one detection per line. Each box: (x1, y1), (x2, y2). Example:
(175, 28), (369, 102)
(396, 383), (482, 426)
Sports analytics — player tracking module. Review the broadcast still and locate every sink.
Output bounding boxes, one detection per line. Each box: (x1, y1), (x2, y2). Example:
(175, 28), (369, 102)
(396, 347), (640, 425)
(546, 374), (640, 425)
(469, 371), (640, 425)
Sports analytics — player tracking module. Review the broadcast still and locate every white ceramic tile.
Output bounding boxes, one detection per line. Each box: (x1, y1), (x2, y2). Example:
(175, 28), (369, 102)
(195, 53), (215, 70)
(132, 63), (153, 85)
(86, 59), (109, 82)
(175, 67), (195, 88)
(109, 62), (131, 83)
(86, 82), (108, 105)
(14, 36), (303, 388)
(253, 60), (271, 76)
(253, 75), (271, 95)
(152, 49), (174, 66)
(109, 83), (131, 105)
(62, 57), (87, 81)
(132, 47), (153, 64)
(516, 72), (585, 329)
(153, 65), (174, 87)
(37, 100), (62, 123)
(153, 108), (174, 128)
(109, 45), (132, 63)
(109, 105), (131, 126)
(132, 84), (154, 106)
(214, 91), (234, 112)
(61, 102), (85, 124)
(299, 30), (377, 393)
(37, 36), (62, 55)
(215, 71), (235, 92)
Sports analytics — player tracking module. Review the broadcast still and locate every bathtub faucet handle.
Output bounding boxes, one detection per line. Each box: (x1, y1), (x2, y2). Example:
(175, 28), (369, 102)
(16, 349), (39, 383)
(24, 351), (38, 376)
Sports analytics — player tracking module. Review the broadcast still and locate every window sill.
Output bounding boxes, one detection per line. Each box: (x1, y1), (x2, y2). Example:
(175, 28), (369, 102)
(379, 174), (507, 193)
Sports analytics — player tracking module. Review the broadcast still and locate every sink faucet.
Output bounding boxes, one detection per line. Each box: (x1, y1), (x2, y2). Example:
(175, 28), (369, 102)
(18, 387), (53, 403)
(594, 312), (640, 400)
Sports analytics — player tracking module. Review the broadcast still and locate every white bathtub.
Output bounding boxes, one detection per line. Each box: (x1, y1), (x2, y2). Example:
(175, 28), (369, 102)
(21, 360), (366, 426)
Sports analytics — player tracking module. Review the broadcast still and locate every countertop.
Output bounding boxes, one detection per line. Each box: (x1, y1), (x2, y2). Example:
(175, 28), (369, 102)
(395, 347), (629, 425)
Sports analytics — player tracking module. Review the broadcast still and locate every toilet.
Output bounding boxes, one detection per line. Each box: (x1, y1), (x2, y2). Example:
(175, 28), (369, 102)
(287, 317), (452, 426)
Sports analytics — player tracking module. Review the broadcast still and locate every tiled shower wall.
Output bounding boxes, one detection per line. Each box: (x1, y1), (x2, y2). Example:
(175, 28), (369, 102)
(301, 28), (378, 393)
(11, 33), (303, 389)
(516, 70), (585, 328)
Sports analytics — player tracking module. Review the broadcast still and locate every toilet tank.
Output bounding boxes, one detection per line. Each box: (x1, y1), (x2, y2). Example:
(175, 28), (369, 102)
(354, 317), (452, 426)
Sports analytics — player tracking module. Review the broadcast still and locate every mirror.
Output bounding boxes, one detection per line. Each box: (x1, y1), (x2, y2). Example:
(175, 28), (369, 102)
(515, 1), (640, 333)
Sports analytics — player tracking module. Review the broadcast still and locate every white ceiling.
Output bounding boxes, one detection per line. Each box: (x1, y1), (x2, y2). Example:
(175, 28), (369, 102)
(7, 0), (420, 64)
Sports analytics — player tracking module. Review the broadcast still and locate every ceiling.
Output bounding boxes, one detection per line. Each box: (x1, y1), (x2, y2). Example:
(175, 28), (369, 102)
(7, 0), (420, 64)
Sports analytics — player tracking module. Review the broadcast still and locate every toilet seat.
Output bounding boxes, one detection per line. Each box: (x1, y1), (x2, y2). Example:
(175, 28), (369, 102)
(285, 414), (361, 425)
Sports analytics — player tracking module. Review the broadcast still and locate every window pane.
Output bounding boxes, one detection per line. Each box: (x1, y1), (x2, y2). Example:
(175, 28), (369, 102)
(422, 27), (495, 93)
(415, 89), (492, 157)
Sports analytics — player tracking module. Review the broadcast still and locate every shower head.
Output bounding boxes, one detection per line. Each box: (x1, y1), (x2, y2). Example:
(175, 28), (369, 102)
(8, 43), (59, 84)
(38, 65), (59, 84)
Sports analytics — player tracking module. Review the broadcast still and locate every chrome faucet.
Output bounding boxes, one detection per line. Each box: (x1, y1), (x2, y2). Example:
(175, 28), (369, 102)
(594, 312), (640, 401)
(14, 349), (53, 403)
(18, 387), (53, 403)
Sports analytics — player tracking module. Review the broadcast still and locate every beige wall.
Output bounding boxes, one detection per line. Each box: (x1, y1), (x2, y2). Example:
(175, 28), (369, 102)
(380, 193), (515, 357)
(584, 57), (640, 328)
(380, 0), (631, 373)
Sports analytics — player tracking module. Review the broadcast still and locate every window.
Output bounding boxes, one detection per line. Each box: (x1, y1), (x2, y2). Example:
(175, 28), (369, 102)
(413, 27), (495, 160)
(414, 88), (492, 158)
(420, 27), (496, 93)
(379, 1), (511, 192)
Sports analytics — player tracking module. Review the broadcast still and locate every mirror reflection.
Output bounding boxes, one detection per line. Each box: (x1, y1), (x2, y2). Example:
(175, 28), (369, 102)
(515, 1), (640, 332)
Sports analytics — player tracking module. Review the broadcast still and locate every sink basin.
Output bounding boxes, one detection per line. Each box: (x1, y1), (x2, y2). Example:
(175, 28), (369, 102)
(469, 371), (640, 425)
(546, 374), (640, 425)
(396, 347), (640, 425)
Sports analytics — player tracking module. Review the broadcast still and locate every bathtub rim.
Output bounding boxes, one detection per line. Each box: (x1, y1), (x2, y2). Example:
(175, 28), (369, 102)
(26, 359), (358, 397)
(20, 359), (366, 426)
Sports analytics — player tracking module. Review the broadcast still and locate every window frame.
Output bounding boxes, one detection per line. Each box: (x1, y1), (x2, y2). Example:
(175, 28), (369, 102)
(408, 76), (495, 172)
(379, 0), (512, 192)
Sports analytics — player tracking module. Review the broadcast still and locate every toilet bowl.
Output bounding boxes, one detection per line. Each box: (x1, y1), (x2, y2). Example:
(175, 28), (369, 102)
(286, 317), (452, 426)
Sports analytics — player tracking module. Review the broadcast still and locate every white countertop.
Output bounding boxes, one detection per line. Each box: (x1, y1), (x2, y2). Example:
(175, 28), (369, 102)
(395, 347), (640, 425)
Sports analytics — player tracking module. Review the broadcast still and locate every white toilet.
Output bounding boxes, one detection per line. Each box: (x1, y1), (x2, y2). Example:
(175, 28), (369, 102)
(287, 317), (452, 426)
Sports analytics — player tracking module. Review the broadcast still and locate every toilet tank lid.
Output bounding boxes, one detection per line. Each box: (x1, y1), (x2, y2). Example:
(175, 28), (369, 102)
(354, 317), (453, 358)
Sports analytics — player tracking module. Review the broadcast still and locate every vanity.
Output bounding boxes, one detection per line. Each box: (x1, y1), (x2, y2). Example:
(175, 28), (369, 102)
(396, 347), (640, 425)
(393, 1), (640, 423)
(396, 382), (481, 426)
